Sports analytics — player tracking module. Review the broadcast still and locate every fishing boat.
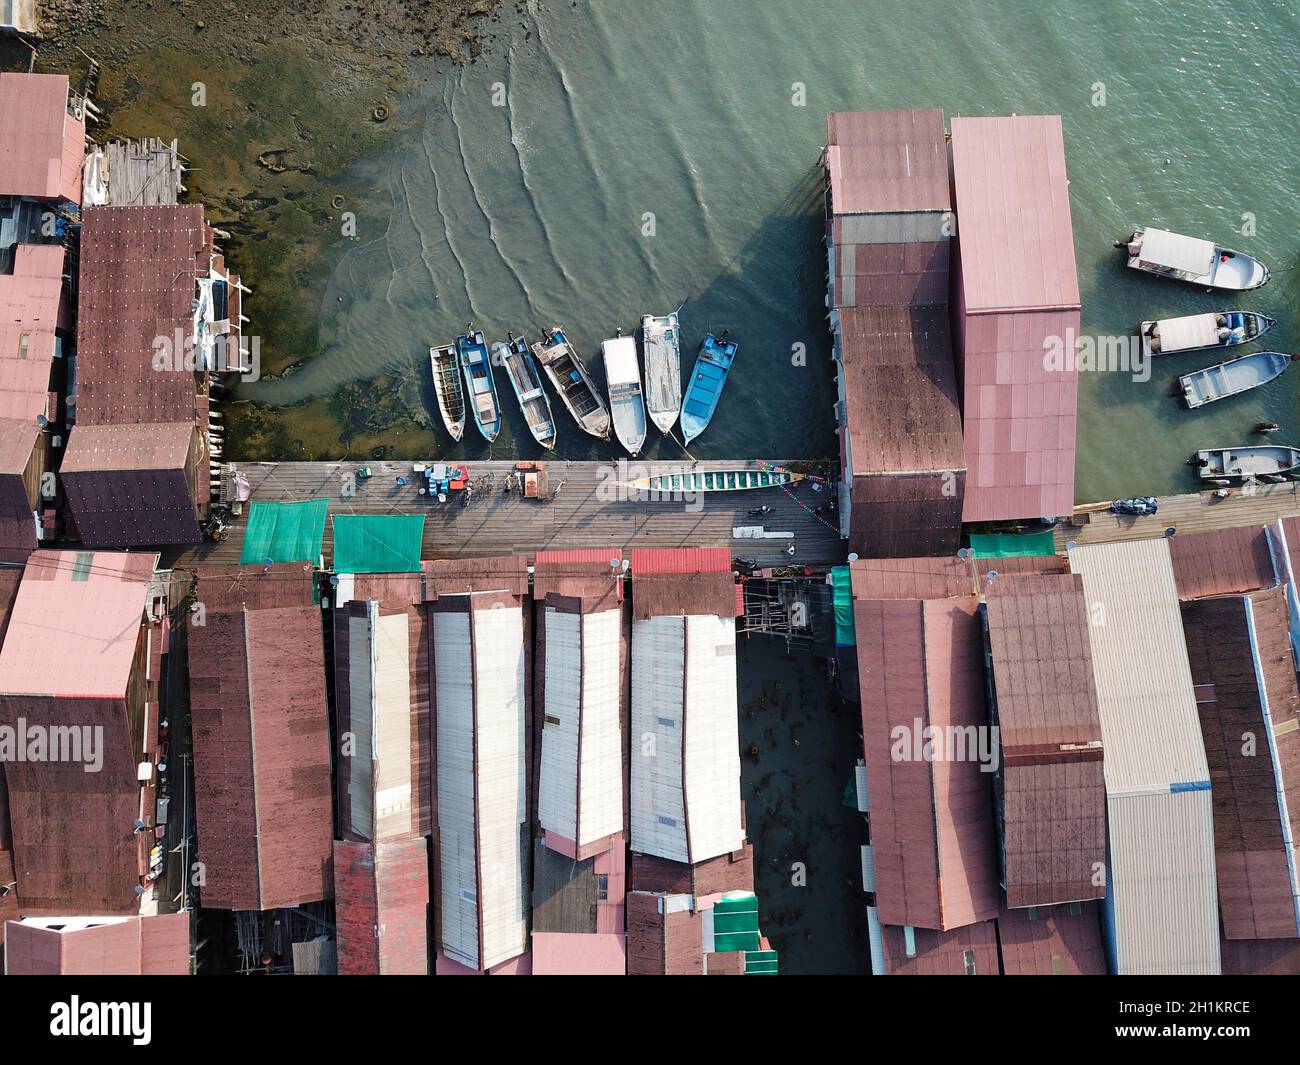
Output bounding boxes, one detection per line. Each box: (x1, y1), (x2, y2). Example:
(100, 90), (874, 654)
(640, 312), (682, 434)
(531, 328), (612, 440)
(1139, 310), (1275, 357)
(1194, 446), (1300, 481)
(601, 333), (647, 457)
(680, 332), (737, 444)
(456, 328), (501, 442)
(1116, 227), (1270, 290)
(621, 468), (804, 493)
(429, 343), (466, 442)
(1179, 351), (1294, 409)
(496, 333), (556, 450)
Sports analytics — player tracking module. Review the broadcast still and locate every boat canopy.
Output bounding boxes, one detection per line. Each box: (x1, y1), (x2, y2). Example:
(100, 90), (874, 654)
(1140, 228), (1215, 275)
(603, 336), (640, 386)
(1158, 313), (1220, 351)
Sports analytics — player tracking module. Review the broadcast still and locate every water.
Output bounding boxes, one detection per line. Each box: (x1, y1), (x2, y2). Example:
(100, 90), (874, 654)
(243, 0), (1299, 500)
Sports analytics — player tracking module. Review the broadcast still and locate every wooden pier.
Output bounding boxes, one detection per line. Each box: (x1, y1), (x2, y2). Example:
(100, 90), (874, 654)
(166, 459), (845, 570)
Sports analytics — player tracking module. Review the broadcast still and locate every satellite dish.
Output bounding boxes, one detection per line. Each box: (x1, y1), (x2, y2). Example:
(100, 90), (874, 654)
(35, 414), (48, 428)
(957, 548), (972, 560)
(847, 553), (859, 562)
(1065, 540), (1077, 551)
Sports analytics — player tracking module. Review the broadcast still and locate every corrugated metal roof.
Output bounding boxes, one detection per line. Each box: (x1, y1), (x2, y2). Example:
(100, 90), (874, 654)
(2, 913), (189, 974)
(826, 109), (950, 215)
(877, 919), (999, 975)
(532, 932), (627, 975)
(61, 466), (203, 548)
(0, 244), (65, 466)
(950, 115), (1080, 313)
(630, 548), (735, 619)
(334, 838), (429, 975)
(1220, 936), (1300, 975)
(849, 554), (1064, 601)
(1169, 524), (1278, 599)
(0, 73), (84, 204)
(996, 901), (1106, 975)
(62, 423), (193, 472)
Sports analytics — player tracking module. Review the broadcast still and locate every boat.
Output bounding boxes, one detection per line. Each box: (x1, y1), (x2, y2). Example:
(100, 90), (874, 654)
(680, 332), (738, 444)
(640, 312), (682, 434)
(601, 333), (647, 456)
(496, 333), (557, 451)
(1194, 446), (1300, 480)
(621, 468), (804, 494)
(1116, 227), (1270, 290)
(1139, 310), (1275, 357)
(1178, 351), (1294, 409)
(1111, 497), (1158, 516)
(429, 343), (466, 442)
(531, 328), (612, 440)
(456, 328), (501, 442)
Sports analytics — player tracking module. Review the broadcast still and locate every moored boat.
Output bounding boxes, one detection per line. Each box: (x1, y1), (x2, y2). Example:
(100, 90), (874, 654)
(680, 332), (738, 445)
(622, 468), (804, 493)
(1194, 446), (1300, 480)
(640, 312), (682, 434)
(429, 343), (466, 442)
(1179, 351), (1294, 409)
(601, 333), (647, 457)
(496, 333), (557, 450)
(1139, 310), (1275, 357)
(531, 328), (612, 440)
(456, 327), (501, 442)
(1116, 227), (1270, 290)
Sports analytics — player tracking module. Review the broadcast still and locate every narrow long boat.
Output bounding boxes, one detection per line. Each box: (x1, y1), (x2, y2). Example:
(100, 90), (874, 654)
(1195, 446), (1300, 480)
(429, 343), (466, 442)
(531, 327), (612, 440)
(1140, 310), (1274, 357)
(1179, 351), (1294, 409)
(640, 312), (682, 434)
(621, 468), (804, 493)
(456, 327), (501, 442)
(496, 333), (557, 450)
(602, 333), (647, 457)
(1116, 227), (1270, 290)
(680, 333), (737, 444)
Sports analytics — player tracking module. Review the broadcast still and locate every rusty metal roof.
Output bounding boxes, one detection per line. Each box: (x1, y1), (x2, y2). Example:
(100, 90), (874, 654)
(1169, 524), (1278, 599)
(334, 838), (429, 975)
(997, 901), (1106, 975)
(630, 547), (735, 619)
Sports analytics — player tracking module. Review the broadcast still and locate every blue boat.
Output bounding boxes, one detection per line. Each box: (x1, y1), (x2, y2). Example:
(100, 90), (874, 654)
(457, 328), (502, 443)
(680, 332), (737, 444)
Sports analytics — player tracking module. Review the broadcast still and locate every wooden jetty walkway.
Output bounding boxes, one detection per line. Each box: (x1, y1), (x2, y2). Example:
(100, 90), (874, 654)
(166, 459), (845, 569)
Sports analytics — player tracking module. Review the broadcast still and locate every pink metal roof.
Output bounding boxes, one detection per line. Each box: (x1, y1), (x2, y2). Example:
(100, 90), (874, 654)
(959, 308), (1079, 521)
(826, 109), (950, 215)
(0, 243), (64, 418)
(997, 901), (1106, 975)
(950, 115), (1080, 313)
(334, 839), (429, 975)
(531, 932), (627, 975)
(879, 919), (999, 975)
(3, 913), (189, 975)
(0, 550), (155, 699)
(0, 73), (84, 204)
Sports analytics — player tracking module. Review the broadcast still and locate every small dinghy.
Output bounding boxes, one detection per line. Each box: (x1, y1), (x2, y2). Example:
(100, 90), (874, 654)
(680, 332), (737, 445)
(1194, 446), (1300, 480)
(496, 333), (557, 451)
(1116, 227), (1270, 290)
(1179, 351), (1294, 409)
(601, 333), (647, 457)
(622, 467), (804, 494)
(1139, 310), (1275, 357)
(429, 343), (466, 442)
(640, 312), (682, 434)
(457, 327), (501, 442)
(531, 328), (612, 440)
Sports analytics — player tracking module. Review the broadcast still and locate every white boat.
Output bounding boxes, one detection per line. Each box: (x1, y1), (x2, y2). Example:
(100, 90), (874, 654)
(1139, 310), (1275, 357)
(429, 343), (466, 442)
(1179, 351), (1293, 409)
(601, 333), (647, 457)
(640, 312), (682, 434)
(496, 333), (557, 450)
(1195, 446), (1300, 480)
(1117, 227), (1270, 290)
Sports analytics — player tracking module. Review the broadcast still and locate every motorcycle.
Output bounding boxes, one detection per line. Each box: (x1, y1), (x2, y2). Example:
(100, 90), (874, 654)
(746, 505), (775, 517)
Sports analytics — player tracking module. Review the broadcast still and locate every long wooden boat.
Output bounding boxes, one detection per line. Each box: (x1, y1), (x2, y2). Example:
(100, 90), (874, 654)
(429, 343), (466, 442)
(456, 328), (501, 443)
(680, 332), (737, 444)
(601, 333), (646, 457)
(1140, 310), (1275, 357)
(496, 333), (556, 450)
(531, 328), (612, 440)
(1116, 227), (1270, 290)
(640, 312), (682, 434)
(1179, 351), (1293, 409)
(622, 468), (804, 493)
(1195, 446), (1300, 480)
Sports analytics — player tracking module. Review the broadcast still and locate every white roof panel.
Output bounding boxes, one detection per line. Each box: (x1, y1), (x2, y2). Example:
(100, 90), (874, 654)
(1140, 228), (1215, 276)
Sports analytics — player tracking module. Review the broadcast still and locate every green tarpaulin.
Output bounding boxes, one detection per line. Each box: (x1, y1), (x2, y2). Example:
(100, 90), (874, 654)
(332, 514), (425, 574)
(969, 530), (1056, 558)
(831, 565), (855, 647)
(239, 499), (329, 565)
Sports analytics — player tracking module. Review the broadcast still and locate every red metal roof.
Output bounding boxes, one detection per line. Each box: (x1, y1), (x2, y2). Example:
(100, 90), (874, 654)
(950, 115), (1080, 313)
(334, 838), (429, 975)
(421, 554), (528, 599)
(1169, 525), (1278, 599)
(850, 554), (1063, 601)
(630, 547), (735, 619)
(879, 919), (999, 975)
(996, 901), (1106, 974)
(826, 109), (950, 215)
(3, 912), (189, 974)
(0, 73), (85, 204)
(630, 546), (730, 575)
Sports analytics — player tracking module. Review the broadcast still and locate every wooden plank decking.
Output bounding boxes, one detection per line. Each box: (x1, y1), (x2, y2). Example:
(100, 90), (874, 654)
(166, 459), (844, 569)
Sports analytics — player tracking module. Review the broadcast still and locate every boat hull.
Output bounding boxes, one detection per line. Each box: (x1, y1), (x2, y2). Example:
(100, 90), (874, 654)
(602, 335), (647, 457)
(1122, 226), (1271, 291)
(1179, 351), (1291, 409)
(1139, 311), (1275, 357)
(680, 333), (737, 444)
(429, 344), (466, 442)
(499, 336), (557, 451)
(532, 329), (612, 440)
(622, 468), (803, 494)
(641, 313), (682, 435)
(1196, 446), (1300, 480)
(457, 330), (501, 443)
